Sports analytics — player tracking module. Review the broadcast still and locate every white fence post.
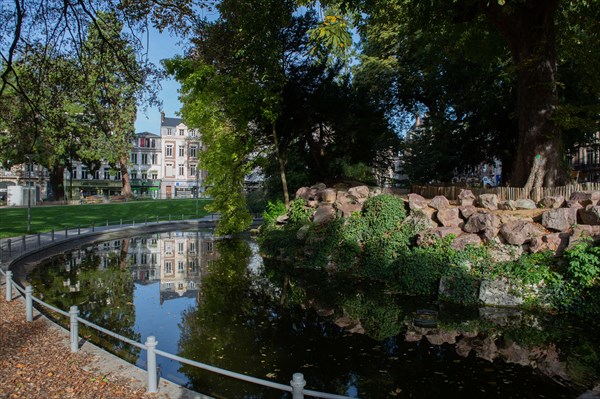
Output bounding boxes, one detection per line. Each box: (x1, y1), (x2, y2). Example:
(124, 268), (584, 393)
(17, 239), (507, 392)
(146, 335), (158, 393)
(291, 373), (306, 399)
(5, 270), (13, 302)
(25, 285), (33, 322)
(70, 305), (79, 353)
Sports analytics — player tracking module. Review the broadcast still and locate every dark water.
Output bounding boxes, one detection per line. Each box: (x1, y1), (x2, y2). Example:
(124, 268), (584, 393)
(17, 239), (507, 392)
(27, 230), (600, 398)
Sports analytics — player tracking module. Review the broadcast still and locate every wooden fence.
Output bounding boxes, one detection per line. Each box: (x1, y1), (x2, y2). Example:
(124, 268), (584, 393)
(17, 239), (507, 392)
(410, 183), (600, 202)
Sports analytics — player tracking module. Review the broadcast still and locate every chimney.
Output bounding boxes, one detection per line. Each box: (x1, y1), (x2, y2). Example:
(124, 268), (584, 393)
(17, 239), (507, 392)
(160, 111), (165, 124)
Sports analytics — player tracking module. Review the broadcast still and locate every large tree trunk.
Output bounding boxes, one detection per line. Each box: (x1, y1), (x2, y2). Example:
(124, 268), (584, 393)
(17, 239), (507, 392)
(484, 0), (564, 191)
(48, 164), (65, 201)
(119, 155), (133, 198)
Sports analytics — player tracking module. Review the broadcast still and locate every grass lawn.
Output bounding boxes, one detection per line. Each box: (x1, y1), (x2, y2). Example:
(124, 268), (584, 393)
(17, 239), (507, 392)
(0, 199), (212, 238)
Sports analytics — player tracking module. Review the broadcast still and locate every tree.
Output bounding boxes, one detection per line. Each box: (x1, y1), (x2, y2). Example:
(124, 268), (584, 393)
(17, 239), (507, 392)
(347, 0), (600, 190)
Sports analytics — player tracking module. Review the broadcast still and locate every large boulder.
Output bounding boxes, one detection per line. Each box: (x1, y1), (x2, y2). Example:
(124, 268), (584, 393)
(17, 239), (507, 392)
(539, 196), (565, 209)
(570, 225), (600, 244)
(569, 191), (600, 207)
(311, 182), (327, 191)
(296, 186), (317, 201)
(320, 188), (337, 204)
(541, 208), (577, 232)
(529, 233), (570, 256)
(408, 193), (429, 211)
(403, 208), (438, 230)
(463, 213), (501, 234)
(429, 195), (450, 210)
(436, 208), (463, 227)
(313, 204), (336, 224)
(479, 278), (524, 307)
(336, 202), (363, 218)
(499, 220), (543, 245)
(416, 226), (463, 246)
(458, 189), (476, 207)
(514, 199), (537, 210)
(578, 205), (600, 225)
(459, 205), (479, 219)
(451, 233), (483, 250)
(498, 200), (517, 211)
(335, 190), (353, 205)
(348, 185), (370, 200)
(478, 194), (499, 210)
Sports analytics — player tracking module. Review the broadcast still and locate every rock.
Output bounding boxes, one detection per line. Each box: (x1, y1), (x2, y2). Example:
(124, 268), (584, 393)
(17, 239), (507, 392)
(478, 194), (499, 210)
(408, 193), (429, 211)
(296, 186), (317, 201)
(313, 204), (336, 224)
(276, 214), (289, 224)
(541, 208), (577, 232)
(571, 225), (600, 243)
(429, 195), (450, 210)
(463, 213), (501, 234)
(481, 226), (500, 242)
(539, 196), (565, 209)
(296, 225), (311, 240)
(320, 188), (337, 203)
(566, 199), (584, 209)
(459, 205), (478, 219)
(404, 209), (438, 230)
(348, 185), (370, 199)
(499, 220), (543, 245)
(488, 241), (524, 262)
(451, 233), (483, 250)
(369, 187), (382, 197)
(458, 189), (476, 207)
(425, 331), (458, 346)
(514, 199), (537, 210)
(311, 182), (327, 191)
(498, 200), (517, 211)
(307, 200), (319, 208)
(417, 227), (463, 246)
(578, 205), (600, 225)
(336, 190), (353, 205)
(436, 208), (463, 227)
(479, 278), (524, 307)
(336, 202), (362, 218)
(569, 191), (600, 207)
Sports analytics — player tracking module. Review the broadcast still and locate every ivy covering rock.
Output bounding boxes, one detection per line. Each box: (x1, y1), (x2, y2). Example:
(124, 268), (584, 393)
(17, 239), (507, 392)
(259, 183), (600, 321)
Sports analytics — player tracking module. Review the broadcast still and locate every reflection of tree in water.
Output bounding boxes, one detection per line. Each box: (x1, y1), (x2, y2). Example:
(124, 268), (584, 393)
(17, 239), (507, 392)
(28, 239), (141, 364)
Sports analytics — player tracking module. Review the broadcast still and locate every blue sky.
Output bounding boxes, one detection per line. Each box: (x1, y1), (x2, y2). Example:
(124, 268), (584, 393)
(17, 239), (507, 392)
(134, 27), (184, 134)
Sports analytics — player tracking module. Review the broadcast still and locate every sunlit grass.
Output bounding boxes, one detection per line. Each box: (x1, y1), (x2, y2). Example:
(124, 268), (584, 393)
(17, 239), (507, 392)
(0, 199), (212, 238)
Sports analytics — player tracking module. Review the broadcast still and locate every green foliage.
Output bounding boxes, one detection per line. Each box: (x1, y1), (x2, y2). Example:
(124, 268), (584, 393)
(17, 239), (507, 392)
(288, 198), (312, 224)
(262, 200), (287, 226)
(563, 240), (600, 288)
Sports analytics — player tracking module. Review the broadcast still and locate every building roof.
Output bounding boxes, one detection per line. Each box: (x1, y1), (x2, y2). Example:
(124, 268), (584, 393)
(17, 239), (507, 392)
(135, 131), (160, 138)
(161, 117), (183, 127)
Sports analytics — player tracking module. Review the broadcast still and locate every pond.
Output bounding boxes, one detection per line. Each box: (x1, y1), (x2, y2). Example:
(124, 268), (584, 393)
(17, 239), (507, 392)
(26, 230), (600, 398)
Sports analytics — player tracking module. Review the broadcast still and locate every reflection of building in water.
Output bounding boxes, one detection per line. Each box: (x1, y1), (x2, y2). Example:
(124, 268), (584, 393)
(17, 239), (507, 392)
(62, 231), (218, 302)
(159, 231), (217, 304)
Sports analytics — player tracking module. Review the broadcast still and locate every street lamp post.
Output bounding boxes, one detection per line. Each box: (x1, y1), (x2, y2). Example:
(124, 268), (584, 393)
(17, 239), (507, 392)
(195, 168), (199, 216)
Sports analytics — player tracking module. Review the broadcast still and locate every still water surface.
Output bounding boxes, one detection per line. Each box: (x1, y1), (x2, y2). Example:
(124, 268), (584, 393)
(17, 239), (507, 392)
(27, 230), (600, 398)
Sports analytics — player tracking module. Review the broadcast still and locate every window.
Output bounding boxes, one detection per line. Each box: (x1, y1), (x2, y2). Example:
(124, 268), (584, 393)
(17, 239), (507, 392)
(131, 170), (137, 179)
(179, 129), (185, 136)
(71, 170), (77, 179)
(178, 282), (184, 290)
(178, 261), (184, 271)
(116, 170), (121, 180)
(151, 172), (158, 180)
(165, 261), (172, 274)
(150, 139), (156, 148)
(151, 253), (157, 265)
(131, 153), (138, 164)
(81, 168), (88, 179)
(190, 165), (196, 177)
(151, 154), (158, 164)
(141, 172), (147, 180)
(141, 254), (147, 264)
(141, 154), (148, 164)
(103, 168), (110, 180)
(93, 170), (99, 179)
(178, 242), (184, 253)
(166, 145), (173, 157)
(166, 163), (174, 176)
(206, 241), (213, 253)
(189, 242), (196, 253)
(178, 164), (184, 176)
(166, 128), (172, 136)
(189, 145), (197, 158)
(178, 145), (185, 157)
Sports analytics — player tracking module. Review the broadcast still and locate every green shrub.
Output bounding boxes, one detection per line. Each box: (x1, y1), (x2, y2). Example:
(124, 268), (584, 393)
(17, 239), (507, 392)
(288, 198), (312, 224)
(262, 200), (287, 226)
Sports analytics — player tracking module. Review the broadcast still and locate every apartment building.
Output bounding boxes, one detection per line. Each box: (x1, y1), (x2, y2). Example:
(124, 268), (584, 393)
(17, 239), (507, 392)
(160, 114), (205, 199)
(129, 132), (162, 198)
